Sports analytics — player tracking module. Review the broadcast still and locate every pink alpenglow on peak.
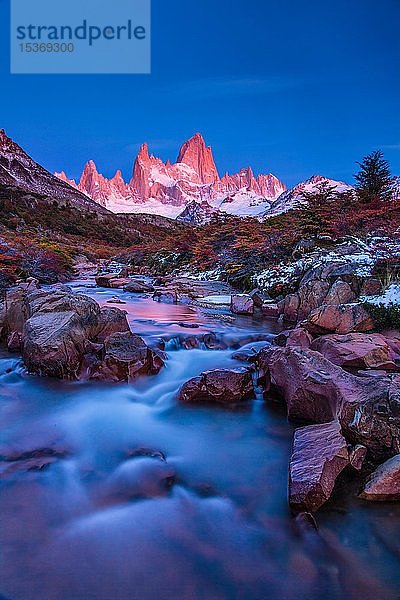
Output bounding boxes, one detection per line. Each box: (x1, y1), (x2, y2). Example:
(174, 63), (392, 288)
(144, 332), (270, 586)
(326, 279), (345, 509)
(56, 133), (287, 219)
(177, 133), (219, 184)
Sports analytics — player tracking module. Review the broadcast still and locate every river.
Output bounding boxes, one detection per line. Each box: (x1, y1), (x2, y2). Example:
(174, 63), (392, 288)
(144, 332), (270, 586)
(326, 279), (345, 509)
(0, 279), (399, 599)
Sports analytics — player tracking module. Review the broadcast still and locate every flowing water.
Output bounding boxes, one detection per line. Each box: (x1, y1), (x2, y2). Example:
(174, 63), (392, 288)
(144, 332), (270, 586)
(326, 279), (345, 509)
(0, 280), (399, 599)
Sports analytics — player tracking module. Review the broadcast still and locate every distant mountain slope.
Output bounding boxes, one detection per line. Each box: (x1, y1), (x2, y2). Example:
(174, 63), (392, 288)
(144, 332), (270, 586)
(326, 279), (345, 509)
(176, 200), (218, 225)
(266, 175), (354, 217)
(0, 129), (108, 212)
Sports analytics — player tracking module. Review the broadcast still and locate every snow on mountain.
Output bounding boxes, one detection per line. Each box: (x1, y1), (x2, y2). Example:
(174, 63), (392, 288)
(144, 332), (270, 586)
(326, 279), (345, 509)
(56, 133), (286, 218)
(392, 176), (400, 201)
(0, 129), (104, 211)
(266, 175), (353, 218)
(176, 200), (218, 225)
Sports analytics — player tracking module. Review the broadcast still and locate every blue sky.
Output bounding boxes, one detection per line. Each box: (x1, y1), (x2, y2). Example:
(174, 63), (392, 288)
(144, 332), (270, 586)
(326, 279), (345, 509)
(1, 0), (399, 187)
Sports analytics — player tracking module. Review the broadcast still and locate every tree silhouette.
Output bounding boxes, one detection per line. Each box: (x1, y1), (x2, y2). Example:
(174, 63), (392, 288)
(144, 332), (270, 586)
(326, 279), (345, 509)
(355, 150), (394, 203)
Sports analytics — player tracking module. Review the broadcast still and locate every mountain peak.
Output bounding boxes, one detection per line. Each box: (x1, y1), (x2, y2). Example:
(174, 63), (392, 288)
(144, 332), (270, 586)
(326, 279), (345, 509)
(55, 133), (287, 218)
(137, 143), (150, 161)
(177, 133), (219, 184)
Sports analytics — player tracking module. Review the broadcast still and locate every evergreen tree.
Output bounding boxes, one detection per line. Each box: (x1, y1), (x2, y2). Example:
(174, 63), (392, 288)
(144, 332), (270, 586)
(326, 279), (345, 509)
(298, 181), (339, 236)
(355, 150), (394, 203)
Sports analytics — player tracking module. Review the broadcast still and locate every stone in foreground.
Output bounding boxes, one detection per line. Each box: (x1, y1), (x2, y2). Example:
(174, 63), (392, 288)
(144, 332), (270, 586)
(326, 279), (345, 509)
(311, 333), (398, 370)
(177, 368), (254, 405)
(360, 454), (400, 501)
(230, 295), (254, 315)
(90, 331), (164, 383)
(289, 421), (349, 512)
(259, 346), (400, 460)
(305, 303), (374, 335)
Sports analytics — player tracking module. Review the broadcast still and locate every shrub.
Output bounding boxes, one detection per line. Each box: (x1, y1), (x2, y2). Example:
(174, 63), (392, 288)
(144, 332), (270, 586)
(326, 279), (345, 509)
(363, 302), (400, 331)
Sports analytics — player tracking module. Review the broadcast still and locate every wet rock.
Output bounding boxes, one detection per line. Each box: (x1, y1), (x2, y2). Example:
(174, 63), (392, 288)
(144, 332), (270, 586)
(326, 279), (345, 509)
(177, 367), (254, 406)
(23, 310), (90, 379)
(0, 444), (69, 479)
(258, 347), (344, 423)
(259, 346), (400, 459)
(339, 375), (400, 461)
(1, 284), (149, 381)
(106, 298), (126, 305)
(232, 341), (270, 363)
(289, 421), (349, 512)
(261, 303), (281, 319)
(108, 278), (132, 289)
(0, 456), (59, 478)
(349, 444), (367, 471)
(203, 332), (228, 350)
(305, 303), (374, 335)
(360, 454), (400, 501)
(89, 331), (164, 383)
(177, 322), (201, 329)
(230, 295), (254, 315)
(6, 330), (23, 352)
(250, 288), (271, 308)
(95, 274), (119, 287)
(126, 447), (166, 461)
(294, 512), (319, 535)
(185, 336), (204, 350)
(311, 333), (398, 370)
(123, 280), (154, 293)
(93, 307), (130, 342)
(153, 290), (179, 304)
(21, 288), (102, 379)
(106, 457), (175, 500)
(273, 328), (312, 350)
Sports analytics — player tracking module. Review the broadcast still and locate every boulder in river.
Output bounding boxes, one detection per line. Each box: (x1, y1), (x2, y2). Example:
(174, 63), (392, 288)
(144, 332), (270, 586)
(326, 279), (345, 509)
(23, 310), (90, 379)
(177, 367), (254, 406)
(360, 454), (400, 501)
(93, 307), (130, 342)
(0, 283), (163, 382)
(349, 444), (367, 471)
(21, 287), (102, 379)
(89, 331), (164, 383)
(258, 346), (400, 460)
(289, 421), (349, 512)
(261, 303), (281, 319)
(258, 347), (344, 423)
(95, 274), (119, 287)
(123, 280), (154, 293)
(231, 295), (254, 315)
(153, 290), (179, 304)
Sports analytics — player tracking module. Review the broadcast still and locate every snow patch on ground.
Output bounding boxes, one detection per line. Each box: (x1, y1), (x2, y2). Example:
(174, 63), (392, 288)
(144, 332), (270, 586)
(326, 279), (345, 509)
(253, 237), (400, 291)
(177, 267), (223, 281)
(198, 295), (231, 305)
(362, 284), (400, 307)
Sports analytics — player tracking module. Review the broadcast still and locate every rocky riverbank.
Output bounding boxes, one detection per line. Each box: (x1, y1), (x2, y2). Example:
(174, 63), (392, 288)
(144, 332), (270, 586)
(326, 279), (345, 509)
(1, 260), (400, 518)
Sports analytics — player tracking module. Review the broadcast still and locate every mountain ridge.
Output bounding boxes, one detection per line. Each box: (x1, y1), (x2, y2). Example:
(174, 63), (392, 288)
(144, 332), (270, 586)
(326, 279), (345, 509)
(56, 133), (287, 218)
(0, 129), (107, 213)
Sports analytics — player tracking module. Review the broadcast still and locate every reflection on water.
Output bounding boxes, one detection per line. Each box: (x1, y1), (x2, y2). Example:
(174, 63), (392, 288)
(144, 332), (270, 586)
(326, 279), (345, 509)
(0, 281), (399, 599)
